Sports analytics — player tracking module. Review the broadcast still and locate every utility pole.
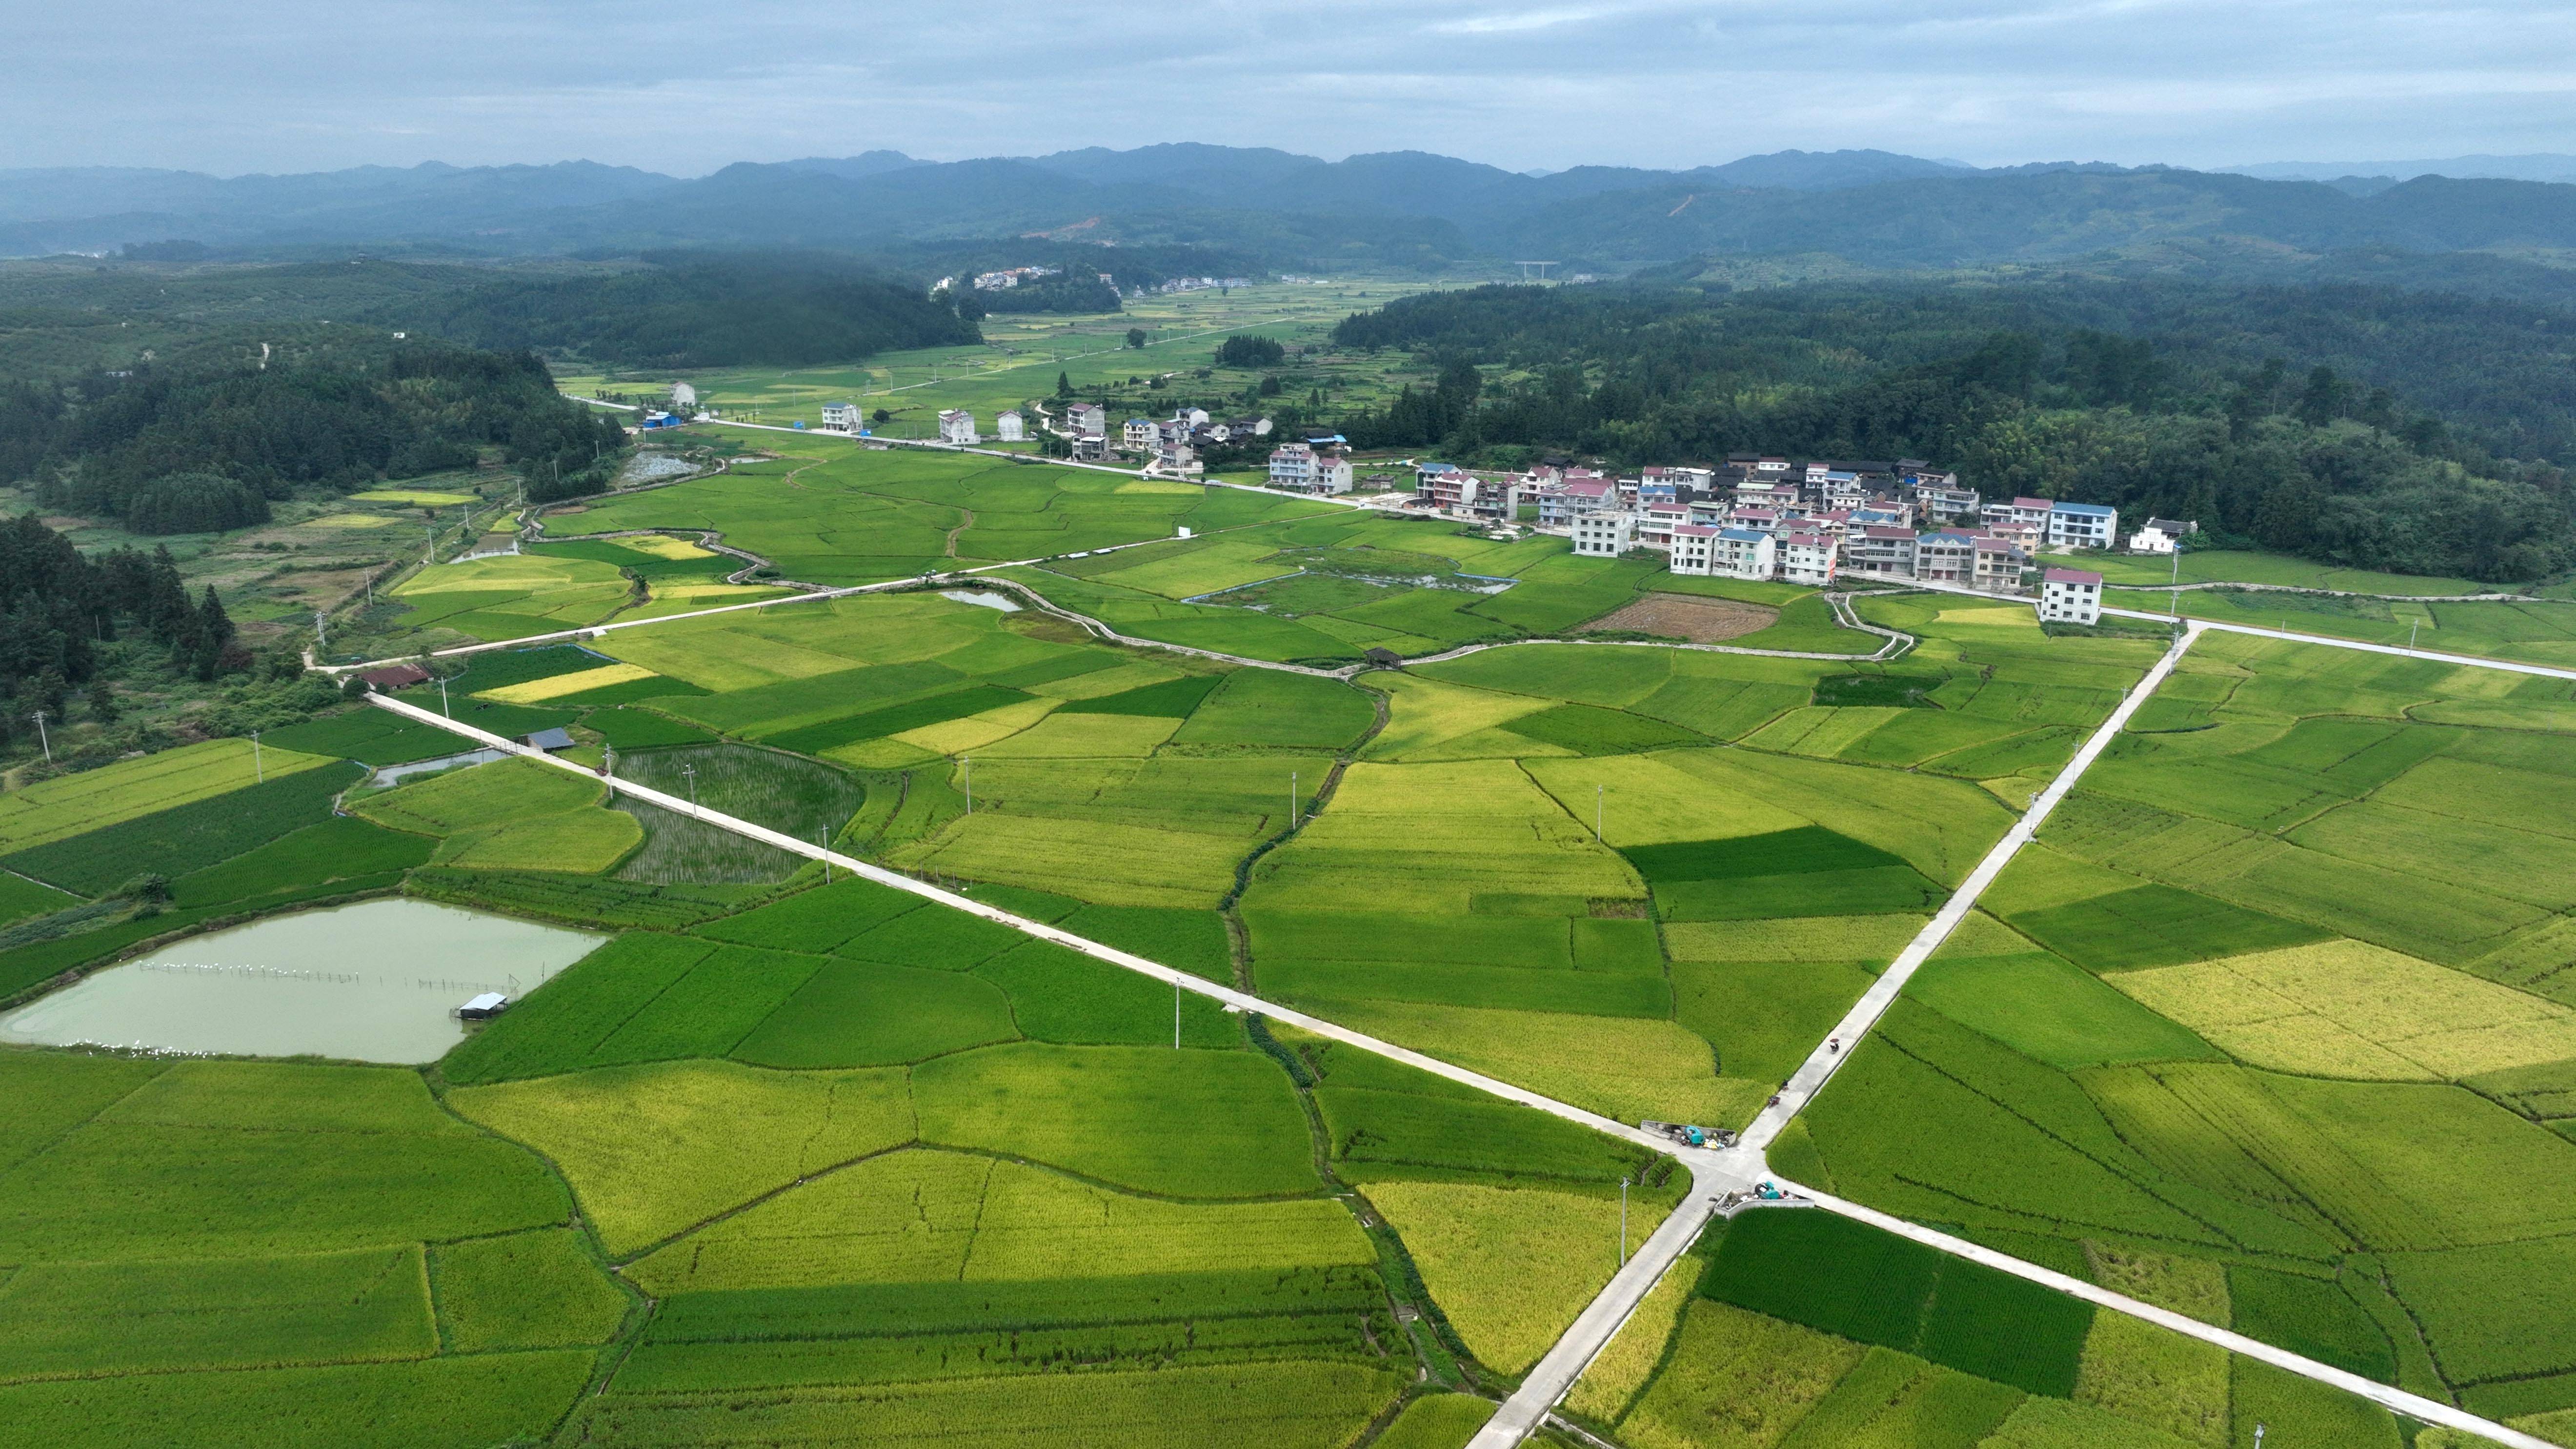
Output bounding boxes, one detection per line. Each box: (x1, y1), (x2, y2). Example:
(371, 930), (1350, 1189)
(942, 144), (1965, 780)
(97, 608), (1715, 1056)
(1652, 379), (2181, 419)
(2409, 618), (2421, 650)
(820, 830), (832, 883)
(2169, 546), (2180, 631)
(251, 730), (263, 784)
(425, 523), (436, 565)
(438, 677), (450, 718)
(1618, 1176), (1630, 1268)
(2252, 1424), (2265, 1449)
(1595, 784), (1604, 843)
(29, 711), (48, 765)
(1174, 976), (1182, 1049)
(962, 755), (971, 815)
(314, 609), (329, 652)
(1290, 770), (1298, 829)
(682, 763), (699, 812)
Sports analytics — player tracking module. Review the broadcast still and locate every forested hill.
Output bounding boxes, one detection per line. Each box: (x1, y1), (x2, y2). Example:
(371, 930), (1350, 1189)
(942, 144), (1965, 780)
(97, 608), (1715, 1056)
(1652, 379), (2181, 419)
(0, 334), (629, 528)
(421, 251), (983, 367)
(1330, 278), (2576, 581)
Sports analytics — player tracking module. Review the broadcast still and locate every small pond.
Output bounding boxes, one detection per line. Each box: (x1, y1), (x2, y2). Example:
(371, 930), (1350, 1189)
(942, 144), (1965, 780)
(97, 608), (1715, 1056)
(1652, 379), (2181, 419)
(941, 588), (1022, 612)
(0, 899), (605, 1064)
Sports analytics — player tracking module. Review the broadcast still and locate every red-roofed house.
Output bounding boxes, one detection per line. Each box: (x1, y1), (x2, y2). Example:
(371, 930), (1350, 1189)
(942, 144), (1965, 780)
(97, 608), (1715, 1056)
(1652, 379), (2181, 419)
(2039, 567), (2104, 624)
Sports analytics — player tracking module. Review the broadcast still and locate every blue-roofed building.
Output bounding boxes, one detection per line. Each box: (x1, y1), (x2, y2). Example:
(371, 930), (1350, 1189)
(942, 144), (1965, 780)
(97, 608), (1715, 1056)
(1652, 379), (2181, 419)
(2048, 501), (2119, 549)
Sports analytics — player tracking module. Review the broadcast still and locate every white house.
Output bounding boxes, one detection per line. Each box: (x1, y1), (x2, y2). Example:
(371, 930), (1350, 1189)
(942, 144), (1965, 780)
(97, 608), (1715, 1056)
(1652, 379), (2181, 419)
(2038, 567), (2105, 625)
(994, 410), (1026, 442)
(2128, 517), (2198, 554)
(1069, 403), (1108, 439)
(1571, 509), (1636, 558)
(1667, 523), (1719, 575)
(938, 409), (978, 445)
(1779, 532), (1838, 586)
(1123, 418), (1159, 450)
(2048, 501), (2119, 549)
(820, 402), (859, 432)
(1712, 527), (1777, 581)
(1267, 443), (1352, 495)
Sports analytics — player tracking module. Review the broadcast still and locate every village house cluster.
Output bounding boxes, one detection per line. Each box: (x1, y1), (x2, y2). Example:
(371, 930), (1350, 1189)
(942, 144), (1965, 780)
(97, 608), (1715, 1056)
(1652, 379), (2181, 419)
(1405, 455), (2197, 624)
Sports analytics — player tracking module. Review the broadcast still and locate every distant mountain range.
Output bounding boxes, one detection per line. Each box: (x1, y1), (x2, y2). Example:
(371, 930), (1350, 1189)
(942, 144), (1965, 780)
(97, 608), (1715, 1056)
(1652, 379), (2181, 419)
(2222, 154), (2576, 185)
(7, 144), (2576, 276)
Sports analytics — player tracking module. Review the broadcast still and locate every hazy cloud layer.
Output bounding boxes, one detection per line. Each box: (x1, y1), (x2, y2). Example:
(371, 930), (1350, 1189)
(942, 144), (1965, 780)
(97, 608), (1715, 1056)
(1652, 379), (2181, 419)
(10, 0), (2576, 175)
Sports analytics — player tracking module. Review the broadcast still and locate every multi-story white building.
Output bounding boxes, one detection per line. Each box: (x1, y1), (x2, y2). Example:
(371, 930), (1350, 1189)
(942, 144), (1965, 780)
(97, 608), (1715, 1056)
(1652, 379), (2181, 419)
(2038, 567), (2105, 624)
(1123, 418), (1160, 450)
(1571, 509), (1636, 558)
(820, 402), (859, 432)
(2048, 501), (2119, 549)
(1712, 527), (1777, 581)
(1848, 526), (1919, 579)
(1068, 403), (1108, 439)
(994, 410), (1026, 442)
(938, 409), (978, 445)
(1779, 531), (1839, 586)
(1267, 443), (1353, 495)
(1667, 523), (1719, 574)
(1537, 479), (1614, 527)
(1636, 503), (1691, 552)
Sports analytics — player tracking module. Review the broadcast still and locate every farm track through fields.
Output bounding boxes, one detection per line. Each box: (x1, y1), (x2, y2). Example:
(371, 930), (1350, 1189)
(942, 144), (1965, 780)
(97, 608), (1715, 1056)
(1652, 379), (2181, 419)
(365, 636), (2559, 1449)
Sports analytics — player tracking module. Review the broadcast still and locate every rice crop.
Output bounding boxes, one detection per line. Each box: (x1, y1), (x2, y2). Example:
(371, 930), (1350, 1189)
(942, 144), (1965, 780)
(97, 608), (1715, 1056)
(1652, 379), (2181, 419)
(1699, 1208), (2093, 1396)
(1315, 1085), (1659, 1185)
(763, 684), (1035, 755)
(1172, 668), (1376, 749)
(1905, 950), (2222, 1071)
(1663, 914), (1928, 966)
(1618, 1299), (1866, 1449)
(0, 1065), (565, 1263)
(1501, 703), (1705, 755)
(1311, 998), (1748, 1127)
(448, 1058), (915, 1254)
(583, 944), (829, 1064)
(731, 959), (1018, 1066)
(2386, 1238), (2576, 1386)
(912, 1043), (1317, 1198)
(1057, 671), (1226, 717)
(0, 1350), (595, 1449)
(561, 1358), (1402, 1449)
(611, 742), (864, 841)
(2231, 1357), (2404, 1449)
(1566, 1251), (1704, 1422)
(258, 709), (472, 766)
(353, 758), (601, 838)
(1364, 1180), (1622, 1374)
(429, 1228), (628, 1351)
(0, 1245), (436, 1381)
(2004, 883), (2331, 971)
(972, 940), (1240, 1046)
(1373, 1393), (1497, 1449)
(689, 877), (924, 952)
(407, 867), (751, 929)
(442, 804), (641, 873)
(1980, 1396), (2202, 1449)
(0, 739), (336, 853)
(610, 793), (805, 883)
(1674, 960), (1879, 1084)
(171, 816), (435, 910)
(2110, 940), (2576, 1081)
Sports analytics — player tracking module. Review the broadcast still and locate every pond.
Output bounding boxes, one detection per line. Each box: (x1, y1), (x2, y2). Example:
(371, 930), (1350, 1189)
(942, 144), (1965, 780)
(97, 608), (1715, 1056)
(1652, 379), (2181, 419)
(0, 899), (605, 1064)
(941, 588), (1022, 612)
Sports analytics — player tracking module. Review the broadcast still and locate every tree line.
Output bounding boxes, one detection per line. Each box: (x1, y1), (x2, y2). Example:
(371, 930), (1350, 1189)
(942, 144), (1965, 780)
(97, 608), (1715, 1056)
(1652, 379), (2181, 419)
(0, 336), (629, 529)
(1329, 278), (2576, 581)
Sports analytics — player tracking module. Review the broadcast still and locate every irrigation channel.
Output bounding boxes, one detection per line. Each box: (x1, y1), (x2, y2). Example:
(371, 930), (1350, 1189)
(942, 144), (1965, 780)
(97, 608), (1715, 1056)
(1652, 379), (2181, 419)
(364, 614), (2561, 1449)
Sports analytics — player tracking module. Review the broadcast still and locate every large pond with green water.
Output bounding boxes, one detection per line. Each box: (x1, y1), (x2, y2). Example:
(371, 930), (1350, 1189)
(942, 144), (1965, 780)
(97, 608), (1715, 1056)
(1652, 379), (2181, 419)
(0, 899), (604, 1063)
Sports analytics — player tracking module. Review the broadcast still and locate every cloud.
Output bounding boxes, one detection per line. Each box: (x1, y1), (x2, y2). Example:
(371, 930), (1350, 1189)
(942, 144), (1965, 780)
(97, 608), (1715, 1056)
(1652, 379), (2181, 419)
(2, 0), (2572, 175)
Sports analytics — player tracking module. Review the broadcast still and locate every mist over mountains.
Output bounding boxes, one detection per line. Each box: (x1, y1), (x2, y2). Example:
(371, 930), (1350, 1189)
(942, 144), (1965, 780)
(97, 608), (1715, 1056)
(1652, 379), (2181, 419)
(9, 144), (2576, 279)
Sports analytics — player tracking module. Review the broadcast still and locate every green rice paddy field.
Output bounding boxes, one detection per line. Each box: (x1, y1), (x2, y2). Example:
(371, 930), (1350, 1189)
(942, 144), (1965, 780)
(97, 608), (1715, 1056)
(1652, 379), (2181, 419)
(5, 522), (2574, 1446)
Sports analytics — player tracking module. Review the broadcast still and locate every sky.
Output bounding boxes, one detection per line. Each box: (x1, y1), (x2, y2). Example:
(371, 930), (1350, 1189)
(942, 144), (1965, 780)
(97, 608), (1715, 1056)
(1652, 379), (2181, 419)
(9, 0), (2576, 176)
